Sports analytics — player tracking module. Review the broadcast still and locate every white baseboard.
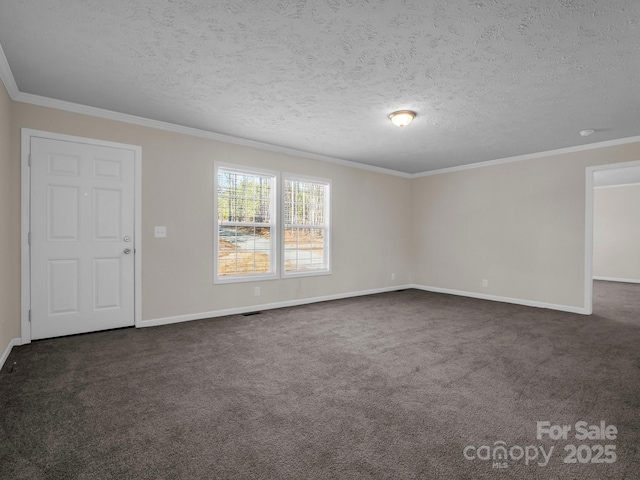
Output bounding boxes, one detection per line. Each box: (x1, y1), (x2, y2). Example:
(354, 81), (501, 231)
(139, 281), (592, 329)
(408, 284), (589, 315)
(593, 276), (640, 284)
(139, 285), (413, 328)
(1, 338), (21, 372)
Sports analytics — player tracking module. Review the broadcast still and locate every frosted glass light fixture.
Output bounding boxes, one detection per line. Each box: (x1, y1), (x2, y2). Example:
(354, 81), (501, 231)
(389, 110), (416, 127)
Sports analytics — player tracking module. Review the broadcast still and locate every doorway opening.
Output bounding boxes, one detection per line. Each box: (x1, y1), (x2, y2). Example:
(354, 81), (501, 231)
(585, 160), (640, 315)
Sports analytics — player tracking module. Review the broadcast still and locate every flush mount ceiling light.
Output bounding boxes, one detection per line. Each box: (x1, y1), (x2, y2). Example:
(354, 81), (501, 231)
(389, 110), (416, 128)
(579, 129), (595, 137)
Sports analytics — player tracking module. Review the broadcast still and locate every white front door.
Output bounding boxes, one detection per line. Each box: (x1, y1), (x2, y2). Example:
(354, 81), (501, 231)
(30, 137), (136, 340)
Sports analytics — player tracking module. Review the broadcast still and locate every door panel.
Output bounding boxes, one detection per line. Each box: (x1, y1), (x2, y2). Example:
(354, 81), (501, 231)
(48, 185), (80, 240)
(93, 188), (122, 240)
(93, 257), (122, 310)
(47, 259), (80, 315)
(30, 137), (135, 340)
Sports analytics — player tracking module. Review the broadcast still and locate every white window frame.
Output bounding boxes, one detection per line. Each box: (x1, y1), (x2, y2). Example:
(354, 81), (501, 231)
(282, 173), (331, 278)
(214, 162), (279, 284)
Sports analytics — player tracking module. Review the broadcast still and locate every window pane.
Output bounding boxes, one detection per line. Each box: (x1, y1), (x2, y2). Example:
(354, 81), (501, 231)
(218, 226), (271, 276)
(284, 179), (324, 226)
(218, 225), (238, 276)
(218, 170), (272, 223)
(283, 177), (329, 274)
(284, 227), (326, 272)
(284, 227), (299, 272)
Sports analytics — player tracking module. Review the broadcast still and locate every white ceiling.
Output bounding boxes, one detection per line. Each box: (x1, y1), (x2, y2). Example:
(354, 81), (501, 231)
(1, 0), (640, 174)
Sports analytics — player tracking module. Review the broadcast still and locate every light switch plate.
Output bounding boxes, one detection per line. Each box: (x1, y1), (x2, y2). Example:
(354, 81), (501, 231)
(154, 226), (167, 238)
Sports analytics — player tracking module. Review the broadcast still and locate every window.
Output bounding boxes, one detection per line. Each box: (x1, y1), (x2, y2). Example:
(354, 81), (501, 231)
(283, 175), (331, 276)
(214, 164), (277, 283)
(214, 165), (331, 283)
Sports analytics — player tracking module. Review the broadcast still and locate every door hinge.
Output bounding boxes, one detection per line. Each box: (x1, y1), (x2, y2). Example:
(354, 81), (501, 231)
(28, 154), (31, 167)
(28, 310), (31, 322)
(28, 232), (31, 245)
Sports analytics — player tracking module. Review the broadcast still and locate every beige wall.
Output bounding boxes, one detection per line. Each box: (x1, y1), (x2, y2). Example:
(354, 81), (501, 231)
(3, 79), (640, 352)
(0, 80), (20, 353)
(411, 144), (640, 310)
(11, 102), (413, 325)
(593, 185), (640, 282)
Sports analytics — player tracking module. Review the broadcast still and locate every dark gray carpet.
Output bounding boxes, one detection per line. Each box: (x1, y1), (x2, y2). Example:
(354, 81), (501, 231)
(1, 281), (639, 479)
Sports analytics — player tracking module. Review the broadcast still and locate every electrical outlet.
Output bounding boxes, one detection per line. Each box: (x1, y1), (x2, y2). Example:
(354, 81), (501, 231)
(482, 279), (489, 287)
(154, 226), (167, 238)
(391, 273), (396, 280)
(254, 287), (261, 297)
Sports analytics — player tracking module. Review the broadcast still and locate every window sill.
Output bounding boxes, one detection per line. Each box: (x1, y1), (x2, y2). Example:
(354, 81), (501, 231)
(282, 269), (332, 279)
(214, 272), (278, 285)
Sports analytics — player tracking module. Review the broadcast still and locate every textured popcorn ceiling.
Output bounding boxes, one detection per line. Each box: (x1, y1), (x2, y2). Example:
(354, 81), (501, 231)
(1, 0), (640, 173)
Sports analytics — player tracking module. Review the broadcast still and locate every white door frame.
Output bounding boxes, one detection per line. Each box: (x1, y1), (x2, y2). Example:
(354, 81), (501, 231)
(584, 159), (640, 315)
(21, 129), (142, 344)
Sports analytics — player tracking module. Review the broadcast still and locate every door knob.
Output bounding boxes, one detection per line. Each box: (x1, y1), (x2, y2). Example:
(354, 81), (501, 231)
(124, 248), (132, 255)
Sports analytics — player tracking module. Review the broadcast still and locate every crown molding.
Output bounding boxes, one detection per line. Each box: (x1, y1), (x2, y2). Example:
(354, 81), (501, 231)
(0, 42), (19, 98)
(0, 39), (410, 178)
(412, 135), (640, 178)
(2, 40), (639, 180)
(16, 91), (413, 178)
(11, 92), (412, 179)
